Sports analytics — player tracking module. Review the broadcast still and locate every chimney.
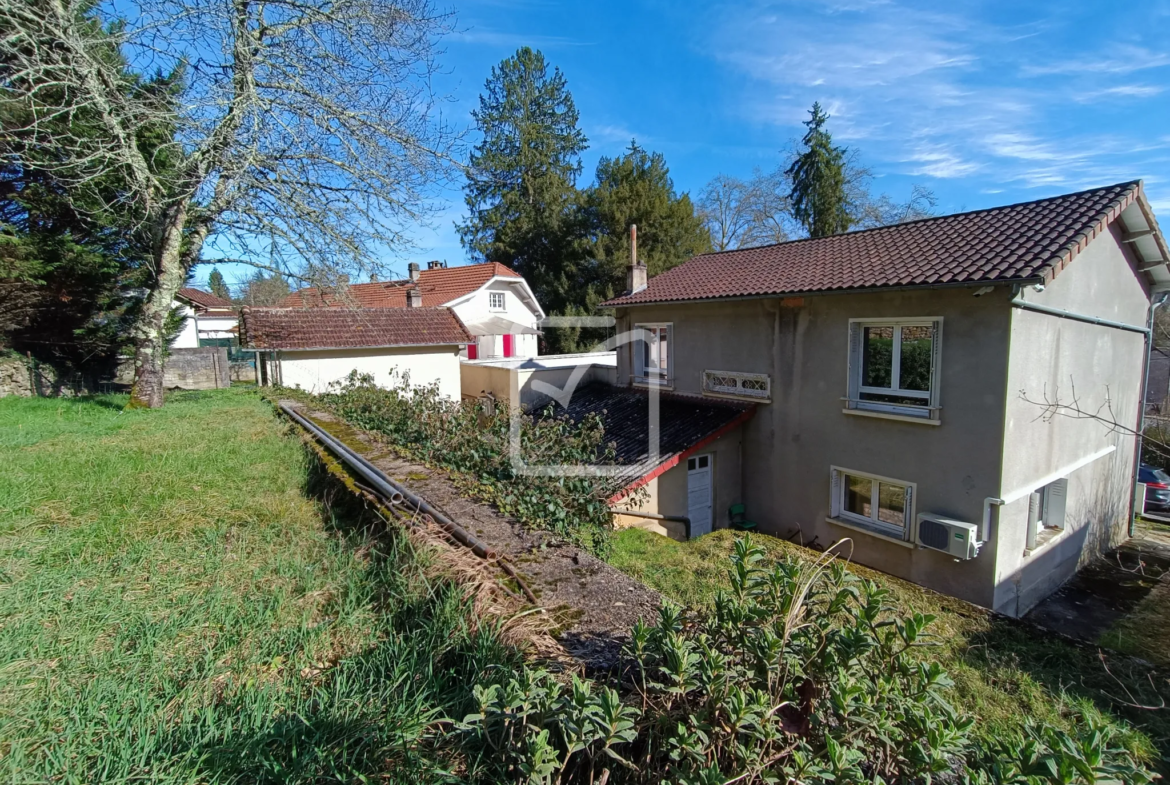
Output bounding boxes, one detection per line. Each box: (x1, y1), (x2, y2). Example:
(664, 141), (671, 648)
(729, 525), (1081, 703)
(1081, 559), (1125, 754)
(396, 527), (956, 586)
(427, 260), (446, 270)
(626, 224), (647, 294)
(408, 262), (420, 282)
(407, 288), (422, 308)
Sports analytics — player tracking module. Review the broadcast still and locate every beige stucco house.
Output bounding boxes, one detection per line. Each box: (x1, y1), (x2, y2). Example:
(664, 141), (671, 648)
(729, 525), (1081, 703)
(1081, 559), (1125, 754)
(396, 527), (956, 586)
(601, 181), (1170, 616)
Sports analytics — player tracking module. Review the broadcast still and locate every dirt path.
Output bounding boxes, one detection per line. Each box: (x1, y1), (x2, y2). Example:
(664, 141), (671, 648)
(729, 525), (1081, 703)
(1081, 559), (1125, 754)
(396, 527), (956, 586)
(287, 402), (662, 672)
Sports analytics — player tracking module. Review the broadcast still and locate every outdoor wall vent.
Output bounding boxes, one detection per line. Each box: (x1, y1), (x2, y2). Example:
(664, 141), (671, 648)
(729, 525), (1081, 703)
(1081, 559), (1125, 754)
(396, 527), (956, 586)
(915, 513), (981, 560)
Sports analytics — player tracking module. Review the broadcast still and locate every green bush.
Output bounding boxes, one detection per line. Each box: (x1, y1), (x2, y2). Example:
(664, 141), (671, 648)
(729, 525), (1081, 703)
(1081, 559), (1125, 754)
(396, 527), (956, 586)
(457, 538), (1157, 784)
(315, 372), (634, 555)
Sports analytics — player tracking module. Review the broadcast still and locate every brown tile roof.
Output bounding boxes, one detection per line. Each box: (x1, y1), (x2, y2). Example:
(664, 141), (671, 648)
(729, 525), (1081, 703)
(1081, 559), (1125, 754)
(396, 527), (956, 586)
(545, 383), (756, 498)
(280, 262), (520, 309)
(603, 181), (1148, 307)
(240, 306), (472, 350)
(178, 287), (236, 312)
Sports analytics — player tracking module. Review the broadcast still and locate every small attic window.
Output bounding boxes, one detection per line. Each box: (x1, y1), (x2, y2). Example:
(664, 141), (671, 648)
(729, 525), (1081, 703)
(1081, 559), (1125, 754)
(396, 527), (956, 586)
(489, 292), (506, 311)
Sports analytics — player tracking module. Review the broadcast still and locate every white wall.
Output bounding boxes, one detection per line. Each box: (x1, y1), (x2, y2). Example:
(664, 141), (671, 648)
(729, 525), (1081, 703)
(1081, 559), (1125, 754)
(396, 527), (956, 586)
(993, 223), (1150, 616)
(449, 278), (542, 359)
(170, 304), (239, 348)
(272, 345), (463, 399)
(197, 316), (238, 341)
(172, 304), (200, 348)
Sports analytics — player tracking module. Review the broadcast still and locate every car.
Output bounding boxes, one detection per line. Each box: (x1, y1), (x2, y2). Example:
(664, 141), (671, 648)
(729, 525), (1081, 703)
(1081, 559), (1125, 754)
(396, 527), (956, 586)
(1138, 464), (1170, 513)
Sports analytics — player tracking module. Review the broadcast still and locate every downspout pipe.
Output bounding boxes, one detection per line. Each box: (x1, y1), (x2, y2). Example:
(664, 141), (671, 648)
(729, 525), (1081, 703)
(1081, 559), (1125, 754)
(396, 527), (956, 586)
(1009, 297), (1151, 335)
(981, 497), (1005, 545)
(1130, 292), (1169, 535)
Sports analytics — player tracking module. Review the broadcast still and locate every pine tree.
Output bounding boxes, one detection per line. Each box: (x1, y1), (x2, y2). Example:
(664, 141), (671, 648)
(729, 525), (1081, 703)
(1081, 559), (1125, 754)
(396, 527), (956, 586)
(457, 47), (588, 315)
(207, 268), (231, 301)
(583, 141), (710, 298)
(786, 103), (851, 238)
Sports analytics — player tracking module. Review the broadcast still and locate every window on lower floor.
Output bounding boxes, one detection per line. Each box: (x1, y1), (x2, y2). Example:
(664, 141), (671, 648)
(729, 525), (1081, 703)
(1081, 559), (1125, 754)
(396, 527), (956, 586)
(634, 324), (671, 385)
(830, 466), (915, 540)
(846, 319), (942, 419)
(1027, 477), (1068, 549)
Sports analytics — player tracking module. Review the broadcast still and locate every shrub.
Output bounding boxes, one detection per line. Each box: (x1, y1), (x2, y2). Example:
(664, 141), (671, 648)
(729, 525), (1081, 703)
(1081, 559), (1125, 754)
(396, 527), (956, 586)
(457, 538), (1158, 784)
(315, 372), (635, 555)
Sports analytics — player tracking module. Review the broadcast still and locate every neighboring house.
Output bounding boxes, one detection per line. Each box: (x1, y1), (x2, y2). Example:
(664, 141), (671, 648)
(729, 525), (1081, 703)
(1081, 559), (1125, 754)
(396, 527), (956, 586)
(172, 288), (238, 348)
(240, 306), (471, 398)
(460, 352), (618, 408)
(598, 180), (1170, 617)
(280, 261), (543, 360)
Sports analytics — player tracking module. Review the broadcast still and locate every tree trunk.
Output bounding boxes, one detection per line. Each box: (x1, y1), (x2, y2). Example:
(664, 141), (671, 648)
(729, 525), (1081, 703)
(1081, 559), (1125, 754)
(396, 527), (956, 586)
(127, 203), (189, 409)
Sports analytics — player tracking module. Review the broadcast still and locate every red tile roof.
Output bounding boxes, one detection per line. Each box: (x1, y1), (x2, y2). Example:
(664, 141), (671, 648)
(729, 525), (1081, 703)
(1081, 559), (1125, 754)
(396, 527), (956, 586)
(280, 262), (520, 309)
(603, 181), (1149, 307)
(178, 287), (235, 311)
(240, 307), (472, 350)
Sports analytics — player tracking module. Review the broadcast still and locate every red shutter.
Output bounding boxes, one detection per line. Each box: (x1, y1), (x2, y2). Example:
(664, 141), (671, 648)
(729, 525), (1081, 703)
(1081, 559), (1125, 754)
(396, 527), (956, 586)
(503, 334), (514, 358)
(467, 342), (477, 360)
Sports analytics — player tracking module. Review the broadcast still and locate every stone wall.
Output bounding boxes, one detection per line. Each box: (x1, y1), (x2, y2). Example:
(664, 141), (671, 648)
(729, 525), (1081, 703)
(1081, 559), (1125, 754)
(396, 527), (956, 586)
(114, 347), (231, 391)
(0, 353), (92, 398)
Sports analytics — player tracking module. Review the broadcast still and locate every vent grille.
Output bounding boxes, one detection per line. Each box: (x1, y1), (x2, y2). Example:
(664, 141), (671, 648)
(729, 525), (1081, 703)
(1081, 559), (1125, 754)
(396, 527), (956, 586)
(918, 517), (950, 551)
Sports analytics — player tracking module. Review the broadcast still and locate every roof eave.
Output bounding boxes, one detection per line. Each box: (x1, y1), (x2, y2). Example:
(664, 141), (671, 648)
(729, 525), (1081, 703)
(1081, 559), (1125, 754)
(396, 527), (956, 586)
(601, 276), (1048, 309)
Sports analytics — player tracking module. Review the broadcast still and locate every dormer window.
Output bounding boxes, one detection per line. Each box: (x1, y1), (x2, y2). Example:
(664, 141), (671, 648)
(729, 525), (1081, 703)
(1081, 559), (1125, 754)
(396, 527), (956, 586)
(489, 292), (506, 311)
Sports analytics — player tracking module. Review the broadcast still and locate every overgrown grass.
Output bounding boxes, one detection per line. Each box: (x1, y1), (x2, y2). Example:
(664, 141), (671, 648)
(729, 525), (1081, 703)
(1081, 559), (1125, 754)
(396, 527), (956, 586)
(0, 390), (517, 783)
(610, 528), (1170, 768)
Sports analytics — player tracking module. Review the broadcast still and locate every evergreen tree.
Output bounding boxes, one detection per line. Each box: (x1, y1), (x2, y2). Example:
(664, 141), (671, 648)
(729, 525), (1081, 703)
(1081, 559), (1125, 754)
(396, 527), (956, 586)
(583, 142), (710, 299)
(786, 103), (851, 238)
(457, 47), (589, 316)
(207, 267), (231, 301)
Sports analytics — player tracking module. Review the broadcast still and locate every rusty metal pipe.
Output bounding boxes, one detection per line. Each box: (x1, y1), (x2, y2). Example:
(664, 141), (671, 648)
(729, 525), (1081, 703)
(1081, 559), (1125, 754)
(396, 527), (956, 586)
(280, 403), (539, 605)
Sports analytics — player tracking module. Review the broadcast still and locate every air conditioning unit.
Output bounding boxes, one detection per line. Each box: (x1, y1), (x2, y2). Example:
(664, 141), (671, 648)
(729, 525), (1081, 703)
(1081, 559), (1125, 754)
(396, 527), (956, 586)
(915, 513), (981, 560)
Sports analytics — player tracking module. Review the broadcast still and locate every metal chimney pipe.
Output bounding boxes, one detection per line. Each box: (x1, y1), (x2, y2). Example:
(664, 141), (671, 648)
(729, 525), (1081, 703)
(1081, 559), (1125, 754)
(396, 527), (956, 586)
(630, 224), (637, 267)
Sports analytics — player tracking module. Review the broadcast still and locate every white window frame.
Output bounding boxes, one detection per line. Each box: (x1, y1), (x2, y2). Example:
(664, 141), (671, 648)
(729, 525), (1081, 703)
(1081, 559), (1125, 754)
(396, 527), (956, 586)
(846, 317), (943, 420)
(703, 370), (771, 401)
(634, 323), (672, 386)
(829, 466), (916, 541)
(488, 291), (506, 311)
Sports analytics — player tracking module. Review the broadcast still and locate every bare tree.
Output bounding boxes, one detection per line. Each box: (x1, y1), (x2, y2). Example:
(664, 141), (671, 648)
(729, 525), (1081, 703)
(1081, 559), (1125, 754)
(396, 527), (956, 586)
(698, 151), (935, 252)
(698, 168), (796, 251)
(1, 0), (458, 407)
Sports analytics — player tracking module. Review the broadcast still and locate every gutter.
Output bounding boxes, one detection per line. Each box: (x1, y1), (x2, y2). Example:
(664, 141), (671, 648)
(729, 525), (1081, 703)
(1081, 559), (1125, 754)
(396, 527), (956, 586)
(603, 277), (1046, 310)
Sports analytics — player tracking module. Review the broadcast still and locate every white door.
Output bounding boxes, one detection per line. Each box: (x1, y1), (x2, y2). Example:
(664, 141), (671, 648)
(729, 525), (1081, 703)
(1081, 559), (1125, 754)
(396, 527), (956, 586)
(687, 454), (713, 537)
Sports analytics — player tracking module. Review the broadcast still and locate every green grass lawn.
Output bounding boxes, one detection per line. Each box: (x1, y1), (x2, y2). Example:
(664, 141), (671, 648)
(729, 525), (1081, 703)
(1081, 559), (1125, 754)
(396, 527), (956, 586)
(0, 390), (515, 783)
(610, 527), (1170, 767)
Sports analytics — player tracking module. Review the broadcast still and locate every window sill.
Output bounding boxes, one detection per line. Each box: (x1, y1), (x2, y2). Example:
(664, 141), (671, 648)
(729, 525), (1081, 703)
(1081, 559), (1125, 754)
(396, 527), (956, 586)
(825, 517), (916, 548)
(702, 389), (771, 404)
(842, 408), (941, 426)
(1024, 527), (1068, 558)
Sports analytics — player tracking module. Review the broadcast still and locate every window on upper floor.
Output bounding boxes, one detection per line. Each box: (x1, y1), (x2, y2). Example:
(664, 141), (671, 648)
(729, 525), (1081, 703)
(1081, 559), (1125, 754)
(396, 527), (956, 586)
(846, 318), (942, 420)
(830, 466), (916, 541)
(489, 292), (506, 311)
(634, 324), (671, 385)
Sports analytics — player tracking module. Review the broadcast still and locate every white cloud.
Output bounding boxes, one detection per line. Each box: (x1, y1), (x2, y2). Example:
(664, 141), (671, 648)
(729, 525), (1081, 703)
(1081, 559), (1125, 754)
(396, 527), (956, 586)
(703, 0), (1169, 194)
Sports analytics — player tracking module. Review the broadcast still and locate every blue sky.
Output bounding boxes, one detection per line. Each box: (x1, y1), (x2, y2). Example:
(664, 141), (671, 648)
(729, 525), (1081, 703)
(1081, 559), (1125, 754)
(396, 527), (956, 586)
(199, 0), (1170, 292)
